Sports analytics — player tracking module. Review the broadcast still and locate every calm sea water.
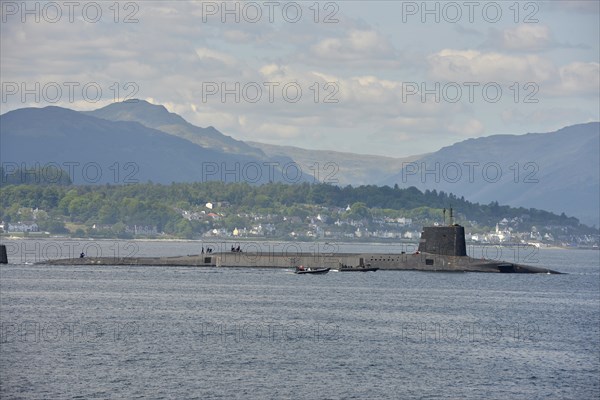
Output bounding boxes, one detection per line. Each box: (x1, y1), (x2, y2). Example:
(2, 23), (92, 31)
(1, 240), (599, 399)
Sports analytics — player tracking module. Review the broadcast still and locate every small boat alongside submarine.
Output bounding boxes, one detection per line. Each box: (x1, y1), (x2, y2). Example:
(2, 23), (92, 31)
(294, 266), (330, 275)
(337, 265), (379, 272)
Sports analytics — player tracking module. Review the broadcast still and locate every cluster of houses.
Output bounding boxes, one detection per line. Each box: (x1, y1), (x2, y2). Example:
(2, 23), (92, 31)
(0, 207), (42, 233)
(3, 205), (597, 248)
(169, 202), (600, 247)
(466, 218), (598, 248)
(185, 207), (598, 247)
(0, 221), (39, 233)
(88, 224), (158, 236)
(176, 203), (224, 222)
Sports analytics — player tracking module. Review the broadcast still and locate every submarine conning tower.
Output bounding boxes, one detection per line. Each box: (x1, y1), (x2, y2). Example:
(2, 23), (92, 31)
(418, 225), (467, 257)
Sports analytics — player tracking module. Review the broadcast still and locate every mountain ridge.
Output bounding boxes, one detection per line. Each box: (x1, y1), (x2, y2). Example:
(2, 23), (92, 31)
(383, 122), (599, 226)
(0, 105), (299, 184)
(85, 100), (266, 158)
(2, 100), (597, 225)
(248, 141), (427, 185)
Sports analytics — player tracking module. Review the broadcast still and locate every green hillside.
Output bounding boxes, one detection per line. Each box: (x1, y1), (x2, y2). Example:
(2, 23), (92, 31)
(1, 181), (594, 240)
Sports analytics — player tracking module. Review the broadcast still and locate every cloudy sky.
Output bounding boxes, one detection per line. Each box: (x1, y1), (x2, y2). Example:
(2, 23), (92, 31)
(1, 1), (598, 157)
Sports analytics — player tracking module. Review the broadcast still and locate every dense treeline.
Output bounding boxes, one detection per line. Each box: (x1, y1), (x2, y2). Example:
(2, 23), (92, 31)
(0, 182), (593, 238)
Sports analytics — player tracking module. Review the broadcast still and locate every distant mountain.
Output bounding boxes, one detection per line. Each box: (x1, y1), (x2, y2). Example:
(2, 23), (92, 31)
(86, 100), (266, 158)
(383, 122), (600, 226)
(89, 100), (423, 185)
(3, 100), (597, 225)
(0, 106), (294, 184)
(249, 141), (426, 186)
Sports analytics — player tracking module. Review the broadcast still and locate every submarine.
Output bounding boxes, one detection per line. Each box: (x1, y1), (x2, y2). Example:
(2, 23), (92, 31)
(41, 217), (562, 274)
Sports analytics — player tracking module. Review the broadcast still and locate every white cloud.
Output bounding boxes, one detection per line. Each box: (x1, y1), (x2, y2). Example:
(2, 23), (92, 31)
(427, 50), (598, 99)
(483, 25), (587, 52)
(557, 62), (600, 95)
(195, 47), (236, 67)
(427, 49), (556, 84)
(500, 25), (553, 51)
(308, 29), (401, 68)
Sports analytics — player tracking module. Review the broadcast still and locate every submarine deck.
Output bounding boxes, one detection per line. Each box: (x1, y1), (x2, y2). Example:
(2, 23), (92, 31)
(41, 251), (561, 273)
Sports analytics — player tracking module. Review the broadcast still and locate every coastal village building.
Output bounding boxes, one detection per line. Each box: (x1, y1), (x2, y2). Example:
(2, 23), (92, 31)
(7, 222), (39, 232)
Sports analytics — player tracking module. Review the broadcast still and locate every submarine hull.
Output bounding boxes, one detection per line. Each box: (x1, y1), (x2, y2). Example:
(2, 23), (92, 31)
(38, 225), (562, 273)
(41, 251), (561, 273)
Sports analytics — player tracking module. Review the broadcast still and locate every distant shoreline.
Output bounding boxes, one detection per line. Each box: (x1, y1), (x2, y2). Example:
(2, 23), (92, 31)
(1, 234), (596, 250)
